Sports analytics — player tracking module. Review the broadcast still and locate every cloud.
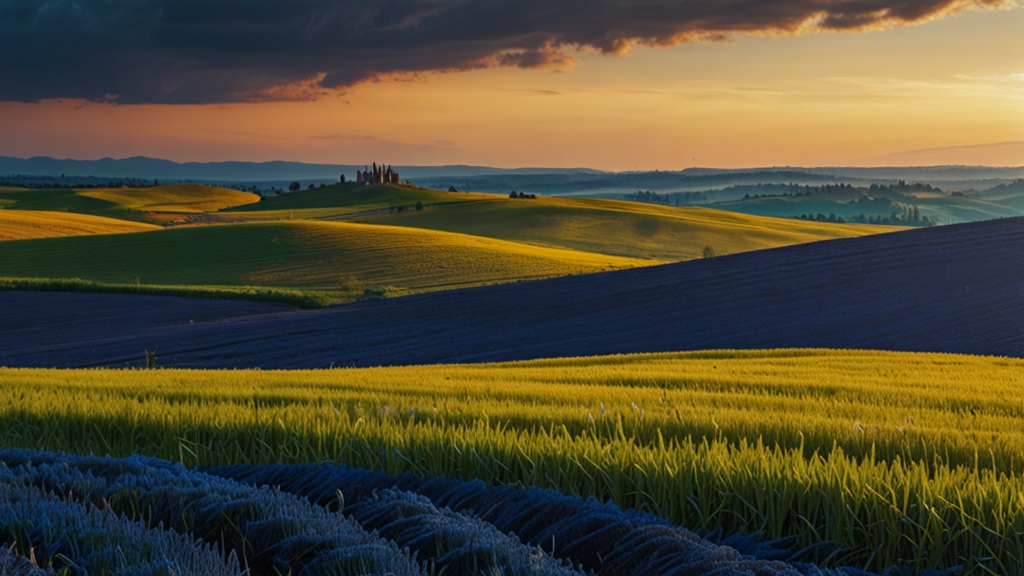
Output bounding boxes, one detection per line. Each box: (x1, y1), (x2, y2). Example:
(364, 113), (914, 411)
(863, 140), (1024, 166)
(0, 0), (1016, 104)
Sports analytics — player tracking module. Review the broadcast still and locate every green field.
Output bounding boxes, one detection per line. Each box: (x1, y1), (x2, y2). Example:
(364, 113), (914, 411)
(0, 184), (259, 226)
(711, 186), (1024, 225)
(355, 196), (900, 260)
(80, 183), (259, 213)
(224, 183), (488, 220)
(0, 220), (645, 292)
(0, 209), (159, 240)
(1, 349), (1020, 572)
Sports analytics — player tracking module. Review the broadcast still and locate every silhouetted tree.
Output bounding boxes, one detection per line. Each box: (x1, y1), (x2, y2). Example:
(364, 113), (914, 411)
(289, 182), (301, 192)
(448, 186), (458, 192)
(415, 201), (424, 211)
(702, 245), (715, 259)
(509, 191), (519, 198)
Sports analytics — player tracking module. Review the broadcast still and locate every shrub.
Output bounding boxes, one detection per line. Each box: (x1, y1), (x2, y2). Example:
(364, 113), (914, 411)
(338, 275), (365, 292)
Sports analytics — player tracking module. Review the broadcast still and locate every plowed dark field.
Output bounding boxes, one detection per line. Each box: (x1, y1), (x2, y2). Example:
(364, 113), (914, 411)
(3, 217), (1021, 368)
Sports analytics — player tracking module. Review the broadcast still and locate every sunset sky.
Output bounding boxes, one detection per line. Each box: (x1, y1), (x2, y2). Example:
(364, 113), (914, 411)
(1, 0), (1022, 170)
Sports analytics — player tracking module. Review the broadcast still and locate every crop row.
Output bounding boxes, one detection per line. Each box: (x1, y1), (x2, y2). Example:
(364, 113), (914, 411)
(0, 448), (422, 576)
(0, 484), (240, 576)
(0, 449), (864, 576)
(0, 449), (889, 576)
(212, 461), (891, 576)
(0, 351), (1022, 571)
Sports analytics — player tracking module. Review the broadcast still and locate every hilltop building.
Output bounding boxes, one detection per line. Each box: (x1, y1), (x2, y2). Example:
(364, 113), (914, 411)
(356, 162), (400, 185)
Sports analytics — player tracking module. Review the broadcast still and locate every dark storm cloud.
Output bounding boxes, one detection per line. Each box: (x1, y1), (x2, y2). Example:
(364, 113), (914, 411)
(0, 0), (1011, 104)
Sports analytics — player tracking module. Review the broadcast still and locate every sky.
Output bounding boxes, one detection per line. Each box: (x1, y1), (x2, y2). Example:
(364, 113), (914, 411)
(1, 0), (1022, 170)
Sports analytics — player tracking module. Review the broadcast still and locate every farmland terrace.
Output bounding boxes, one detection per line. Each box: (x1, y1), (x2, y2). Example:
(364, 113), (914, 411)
(2, 216), (1021, 368)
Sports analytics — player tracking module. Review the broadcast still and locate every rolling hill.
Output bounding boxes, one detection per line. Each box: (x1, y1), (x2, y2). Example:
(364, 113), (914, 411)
(355, 195), (899, 260)
(0, 184), (258, 225)
(224, 183), (487, 220)
(2, 216), (1019, 368)
(0, 220), (644, 291)
(0, 210), (159, 240)
(0, 187), (157, 223)
(983, 179), (1024, 209)
(707, 185), (1024, 225)
(79, 184), (259, 213)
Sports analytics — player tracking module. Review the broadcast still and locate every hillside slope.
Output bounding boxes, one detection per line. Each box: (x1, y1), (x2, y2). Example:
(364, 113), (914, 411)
(0, 210), (159, 240)
(0, 184), (258, 223)
(0, 220), (643, 290)
(1, 217), (1020, 368)
(80, 184), (259, 213)
(224, 183), (487, 220)
(356, 196), (898, 260)
(709, 187), (1024, 225)
(0, 187), (156, 223)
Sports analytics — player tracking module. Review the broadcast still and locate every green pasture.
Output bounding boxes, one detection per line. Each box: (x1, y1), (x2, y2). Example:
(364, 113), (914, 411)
(225, 183), (486, 220)
(80, 183), (259, 213)
(357, 196), (900, 260)
(0, 220), (644, 292)
(0, 187), (157, 223)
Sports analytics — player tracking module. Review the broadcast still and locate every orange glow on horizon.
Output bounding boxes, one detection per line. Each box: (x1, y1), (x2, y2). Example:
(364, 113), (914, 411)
(1, 8), (1021, 170)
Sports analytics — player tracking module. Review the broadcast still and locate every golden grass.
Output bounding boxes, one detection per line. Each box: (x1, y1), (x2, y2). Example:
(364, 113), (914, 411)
(1, 349), (1021, 572)
(80, 184), (260, 213)
(0, 220), (647, 290)
(0, 210), (159, 240)
(222, 183), (493, 221)
(358, 195), (905, 261)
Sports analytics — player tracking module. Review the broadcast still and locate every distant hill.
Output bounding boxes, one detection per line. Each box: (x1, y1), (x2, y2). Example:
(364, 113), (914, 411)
(224, 183), (483, 219)
(980, 179), (1024, 204)
(702, 182), (1024, 225)
(355, 195), (897, 261)
(411, 166), (1024, 197)
(2, 155), (1021, 192)
(2, 216), (1020, 368)
(0, 155), (601, 183)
